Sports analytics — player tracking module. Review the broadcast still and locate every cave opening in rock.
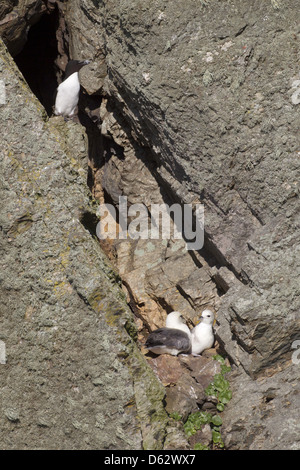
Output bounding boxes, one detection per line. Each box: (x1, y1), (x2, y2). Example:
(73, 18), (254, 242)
(14, 8), (61, 116)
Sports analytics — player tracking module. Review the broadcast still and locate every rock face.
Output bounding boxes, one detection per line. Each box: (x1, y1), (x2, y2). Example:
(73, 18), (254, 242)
(0, 39), (168, 450)
(1, 0), (300, 450)
(63, 0), (299, 449)
(0, 0), (47, 56)
(64, 0), (300, 373)
(222, 365), (300, 450)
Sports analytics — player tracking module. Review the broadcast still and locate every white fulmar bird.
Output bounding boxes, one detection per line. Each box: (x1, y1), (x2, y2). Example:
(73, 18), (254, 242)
(54, 59), (90, 118)
(145, 311), (192, 356)
(191, 309), (215, 356)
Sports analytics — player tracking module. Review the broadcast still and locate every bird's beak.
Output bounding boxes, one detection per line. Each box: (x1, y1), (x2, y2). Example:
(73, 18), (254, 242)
(213, 318), (217, 326)
(80, 60), (91, 65)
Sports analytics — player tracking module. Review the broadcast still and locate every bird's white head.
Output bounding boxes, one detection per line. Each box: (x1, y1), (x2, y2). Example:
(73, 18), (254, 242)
(166, 311), (185, 328)
(200, 309), (215, 324)
(165, 312), (191, 337)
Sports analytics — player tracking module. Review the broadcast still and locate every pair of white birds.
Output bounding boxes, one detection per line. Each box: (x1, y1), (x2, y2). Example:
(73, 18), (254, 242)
(145, 310), (215, 356)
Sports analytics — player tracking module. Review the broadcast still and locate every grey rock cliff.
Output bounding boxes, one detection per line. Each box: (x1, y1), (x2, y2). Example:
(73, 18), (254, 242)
(1, 0), (300, 450)
(66, 0), (300, 372)
(0, 38), (168, 450)
(63, 0), (300, 449)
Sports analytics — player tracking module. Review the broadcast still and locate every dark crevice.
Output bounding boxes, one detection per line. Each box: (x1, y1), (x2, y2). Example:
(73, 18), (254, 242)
(211, 273), (229, 296)
(203, 236), (248, 286)
(81, 4), (102, 26)
(214, 332), (237, 367)
(235, 189), (265, 226)
(187, 250), (203, 269)
(122, 280), (152, 333)
(234, 24), (248, 37)
(231, 331), (254, 356)
(14, 8), (61, 116)
(152, 297), (176, 317)
(175, 284), (195, 310)
(263, 394), (275, 404)
(79, 210), (99, 238)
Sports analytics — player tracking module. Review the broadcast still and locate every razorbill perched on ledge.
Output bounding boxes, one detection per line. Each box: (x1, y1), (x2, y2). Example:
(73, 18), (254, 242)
(54, 59), (90, 118)
(191, 309), (215, 355)
(145, 311), (192, 356)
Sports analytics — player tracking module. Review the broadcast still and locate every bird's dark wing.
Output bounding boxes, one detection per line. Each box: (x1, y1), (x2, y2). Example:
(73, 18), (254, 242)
(145, 328), (191, 352)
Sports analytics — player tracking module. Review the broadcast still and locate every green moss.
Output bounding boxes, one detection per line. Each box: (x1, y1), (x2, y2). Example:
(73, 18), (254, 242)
(194, 443), (209, 450)
(184, 411), (213, 437)
(205, 373), (232, 412)
(182, 355), (232, 449)
(184, 410), (225, 449)
(169, 412), (182, 421)
(124, 318), (138, 343)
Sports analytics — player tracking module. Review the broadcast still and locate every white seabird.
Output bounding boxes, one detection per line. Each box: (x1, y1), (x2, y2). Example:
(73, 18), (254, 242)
(145, 311), (192, 356)
(54, 59), (90, 117)
(165, 311), (191, 335)
(191, 309), (215, 356)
